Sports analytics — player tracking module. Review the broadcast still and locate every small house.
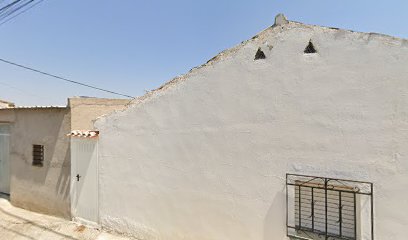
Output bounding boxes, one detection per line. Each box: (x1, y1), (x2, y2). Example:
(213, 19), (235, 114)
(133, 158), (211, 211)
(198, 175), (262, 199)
(0, 97), (129, 218)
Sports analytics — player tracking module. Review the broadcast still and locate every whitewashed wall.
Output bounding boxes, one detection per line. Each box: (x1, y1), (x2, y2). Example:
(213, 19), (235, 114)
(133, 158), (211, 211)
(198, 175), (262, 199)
(95, 18), (408, 240)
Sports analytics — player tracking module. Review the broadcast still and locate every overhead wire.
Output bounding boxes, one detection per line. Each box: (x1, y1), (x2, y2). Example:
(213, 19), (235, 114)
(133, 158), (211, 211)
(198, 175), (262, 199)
(0, 58), (134, 98)
(0, 1), (134, 99)
(0, 0), (33, 21)
(0, 0), (22, 13)
(0, 0), (43, 26)
(0, 0), (41, 25)
(0, 0), (32, 20)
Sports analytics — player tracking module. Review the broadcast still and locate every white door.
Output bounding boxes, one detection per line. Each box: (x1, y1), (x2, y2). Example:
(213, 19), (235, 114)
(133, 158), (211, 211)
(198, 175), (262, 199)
(0, 124), (10, 194)
(71, 138), (98, 223)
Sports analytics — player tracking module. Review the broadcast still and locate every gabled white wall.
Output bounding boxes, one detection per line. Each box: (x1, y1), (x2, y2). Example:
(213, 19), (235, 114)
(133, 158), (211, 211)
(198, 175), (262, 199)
(95, 20), (408, 240)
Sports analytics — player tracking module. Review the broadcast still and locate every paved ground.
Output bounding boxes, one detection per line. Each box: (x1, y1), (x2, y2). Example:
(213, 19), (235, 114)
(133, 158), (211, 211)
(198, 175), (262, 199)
(0, 196), (133, 240)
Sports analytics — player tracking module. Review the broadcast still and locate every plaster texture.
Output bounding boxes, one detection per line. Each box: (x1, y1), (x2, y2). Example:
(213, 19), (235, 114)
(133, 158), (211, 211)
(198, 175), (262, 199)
(96, 18), (408, 240)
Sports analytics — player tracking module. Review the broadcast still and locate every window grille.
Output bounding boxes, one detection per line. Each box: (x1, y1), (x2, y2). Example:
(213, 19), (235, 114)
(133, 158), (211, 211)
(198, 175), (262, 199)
(32, 144), (44, 167)
(286, 174), (374, 240)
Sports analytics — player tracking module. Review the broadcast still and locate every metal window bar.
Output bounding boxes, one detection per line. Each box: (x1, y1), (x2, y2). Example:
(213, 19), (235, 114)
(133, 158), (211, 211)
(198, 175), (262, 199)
(287, 173), (374, 240)
(32, 144), (44, 167)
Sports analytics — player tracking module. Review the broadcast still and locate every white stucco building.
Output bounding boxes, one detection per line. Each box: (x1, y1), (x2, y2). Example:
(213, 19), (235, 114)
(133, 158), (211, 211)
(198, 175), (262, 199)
(86, 15), (408, 239)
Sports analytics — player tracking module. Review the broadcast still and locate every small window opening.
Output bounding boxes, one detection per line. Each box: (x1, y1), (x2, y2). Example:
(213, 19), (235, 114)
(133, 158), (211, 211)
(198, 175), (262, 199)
(304, 40), (317, 54)
(32, 144), (44, 167)
(254, 48), (266, 60)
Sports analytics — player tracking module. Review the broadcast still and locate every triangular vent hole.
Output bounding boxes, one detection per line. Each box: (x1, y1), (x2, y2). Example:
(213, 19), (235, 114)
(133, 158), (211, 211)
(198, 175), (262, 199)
(304, 41), (317, 54)
(254, 48), (266, 60)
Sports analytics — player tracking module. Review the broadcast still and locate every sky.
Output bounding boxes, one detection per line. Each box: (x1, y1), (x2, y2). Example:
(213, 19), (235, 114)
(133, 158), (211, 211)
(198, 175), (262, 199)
(0, 0), (407, 106)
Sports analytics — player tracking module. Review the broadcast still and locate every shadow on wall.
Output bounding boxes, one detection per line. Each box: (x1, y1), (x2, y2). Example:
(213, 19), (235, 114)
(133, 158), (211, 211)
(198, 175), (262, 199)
(56, 145), (71, 201)
(264, 189), (286, 240)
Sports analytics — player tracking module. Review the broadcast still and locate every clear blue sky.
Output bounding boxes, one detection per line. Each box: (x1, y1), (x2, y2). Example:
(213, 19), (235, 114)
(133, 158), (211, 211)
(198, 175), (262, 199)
(1, 0), (407, 106)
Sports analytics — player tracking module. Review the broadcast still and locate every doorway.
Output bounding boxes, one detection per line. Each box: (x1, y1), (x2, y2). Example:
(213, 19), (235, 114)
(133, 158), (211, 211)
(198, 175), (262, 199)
(0, 124), (10, 195)
(71, 137), (98, 224)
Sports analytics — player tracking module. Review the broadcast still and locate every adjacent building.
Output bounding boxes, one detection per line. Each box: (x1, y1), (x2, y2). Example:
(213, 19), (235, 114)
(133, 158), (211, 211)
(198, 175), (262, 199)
(92, 15), (408, 240)
(0, 97), (129, 218)
(0, 99), (15, 109)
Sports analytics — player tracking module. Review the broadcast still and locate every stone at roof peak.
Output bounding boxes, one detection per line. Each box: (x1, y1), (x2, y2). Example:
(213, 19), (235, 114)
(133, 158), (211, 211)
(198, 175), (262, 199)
(274, 13), (288, 26)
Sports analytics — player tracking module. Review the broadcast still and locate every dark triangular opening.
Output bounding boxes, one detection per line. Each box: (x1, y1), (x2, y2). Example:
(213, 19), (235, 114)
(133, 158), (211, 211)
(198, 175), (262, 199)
(304, 41), (317, 54)
(254, 48), (266, 60)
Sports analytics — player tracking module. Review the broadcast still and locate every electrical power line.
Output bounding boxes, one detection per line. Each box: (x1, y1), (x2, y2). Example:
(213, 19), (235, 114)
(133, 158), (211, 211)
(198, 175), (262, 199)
(0, 0), (44, 26)
(0, 0), (33, 21)
(0, 58), (134, 98)
(0, 0), (22, 13)
(0, 0), (43, 26)
(0, 1), (134, 99)
(0, 0), (29, 20)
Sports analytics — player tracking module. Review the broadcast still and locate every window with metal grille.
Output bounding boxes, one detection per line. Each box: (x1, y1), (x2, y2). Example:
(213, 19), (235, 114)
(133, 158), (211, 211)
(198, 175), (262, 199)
(295, 182), (356, 239)
(286, 174), (374, 240)
(32, 144), (44, 167)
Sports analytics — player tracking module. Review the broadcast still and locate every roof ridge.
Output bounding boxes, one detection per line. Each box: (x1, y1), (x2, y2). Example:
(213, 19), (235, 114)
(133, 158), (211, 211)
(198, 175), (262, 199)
(94, 14), (408, 125)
